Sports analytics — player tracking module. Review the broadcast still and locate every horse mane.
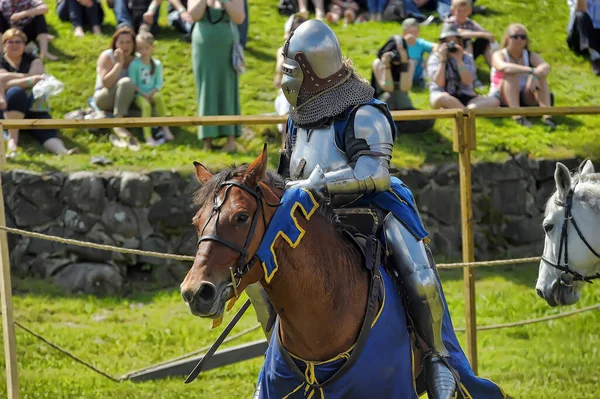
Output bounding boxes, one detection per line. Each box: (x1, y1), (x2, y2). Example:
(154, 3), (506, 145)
(193, 164), (343, 230)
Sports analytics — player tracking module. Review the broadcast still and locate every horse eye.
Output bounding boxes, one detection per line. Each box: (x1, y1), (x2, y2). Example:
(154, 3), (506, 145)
(236, 214), (249, 224)
(543, 223), (554, 233)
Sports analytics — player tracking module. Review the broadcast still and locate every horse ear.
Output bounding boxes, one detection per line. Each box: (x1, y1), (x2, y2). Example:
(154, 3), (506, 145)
(554, 162), (571, 197)
(193, 161), (213, 185)
(579, 159), (595, 176)
(244, 144), (268, 186)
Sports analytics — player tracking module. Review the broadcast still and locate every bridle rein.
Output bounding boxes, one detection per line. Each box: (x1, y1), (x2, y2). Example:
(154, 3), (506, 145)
(196, 180), (280, 297)
(541, 184), (600, 285)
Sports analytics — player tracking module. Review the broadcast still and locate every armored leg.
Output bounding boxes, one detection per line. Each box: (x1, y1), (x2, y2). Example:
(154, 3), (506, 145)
(383, 214), (456, 399)
(245, 283), (276, 341)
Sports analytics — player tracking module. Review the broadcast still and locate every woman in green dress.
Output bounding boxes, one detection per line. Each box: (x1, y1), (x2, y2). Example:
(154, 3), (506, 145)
(188, 0), (245, 152)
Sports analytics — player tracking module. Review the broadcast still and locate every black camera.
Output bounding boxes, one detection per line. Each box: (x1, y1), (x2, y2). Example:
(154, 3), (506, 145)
(390, 49), (402, 64)
(447, 41), (458, 53)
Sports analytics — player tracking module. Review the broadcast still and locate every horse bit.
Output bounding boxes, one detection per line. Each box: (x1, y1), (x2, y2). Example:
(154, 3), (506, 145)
(196, 181), (279, 297)
(541, 184), (600, 286)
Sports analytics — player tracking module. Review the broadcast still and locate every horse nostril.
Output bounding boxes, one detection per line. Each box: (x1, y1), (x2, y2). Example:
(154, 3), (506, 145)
(536, 288), (545, 299)
(182, 289), (195, 304)
(196, 283), (217, 303)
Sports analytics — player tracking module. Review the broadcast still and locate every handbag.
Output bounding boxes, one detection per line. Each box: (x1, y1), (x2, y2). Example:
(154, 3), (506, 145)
(230, 20), (246, 74)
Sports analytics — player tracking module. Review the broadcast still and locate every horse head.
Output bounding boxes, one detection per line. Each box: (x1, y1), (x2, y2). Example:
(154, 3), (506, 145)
(536, 159), (600, 306)
(180, 145), (282, 319)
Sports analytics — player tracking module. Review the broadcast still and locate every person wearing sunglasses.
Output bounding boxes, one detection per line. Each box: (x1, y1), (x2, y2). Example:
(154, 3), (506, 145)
(489, 23), (557, 130)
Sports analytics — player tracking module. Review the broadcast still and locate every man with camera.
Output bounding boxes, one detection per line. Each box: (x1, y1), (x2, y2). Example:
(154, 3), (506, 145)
(371, 35), (435, 133)
(427, 25), (499, 109)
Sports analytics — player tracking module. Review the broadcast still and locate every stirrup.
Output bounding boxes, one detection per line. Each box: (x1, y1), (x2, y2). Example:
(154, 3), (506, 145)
(423, 352), (458, 399)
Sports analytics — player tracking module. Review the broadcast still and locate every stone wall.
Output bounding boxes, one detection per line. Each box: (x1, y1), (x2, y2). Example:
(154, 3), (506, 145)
(1, 156), (583, 295)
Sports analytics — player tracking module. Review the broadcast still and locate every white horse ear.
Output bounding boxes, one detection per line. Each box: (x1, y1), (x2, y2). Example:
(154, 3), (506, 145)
(555, 162), (571, 196)
(579, 159), (595, 175)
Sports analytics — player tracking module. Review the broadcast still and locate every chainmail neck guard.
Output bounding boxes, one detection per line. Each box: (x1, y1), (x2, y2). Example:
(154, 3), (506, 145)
(290, 60), (375, 127)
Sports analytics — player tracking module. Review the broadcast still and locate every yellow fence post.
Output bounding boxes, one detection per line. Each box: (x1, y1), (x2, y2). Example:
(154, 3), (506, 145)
(0, 123), (20, 398)
(454, 112), (478, 374)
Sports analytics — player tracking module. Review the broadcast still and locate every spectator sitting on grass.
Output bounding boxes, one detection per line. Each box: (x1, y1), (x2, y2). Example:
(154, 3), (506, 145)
(427, 25), (500, 109)
(371, 35), (435, 133)
(402, 17), (435, 89)
(0, 29), (76, 156)
(0, 0), (58, 60)
(129, 31), (174, 146)
(567, 0), (600, 75)
(93, 26), (139, 149)
(489, 23), (557, 130)
(443, 0), (498, 70)
(57, 0), (104, 37)
(325, 0), (361, 25)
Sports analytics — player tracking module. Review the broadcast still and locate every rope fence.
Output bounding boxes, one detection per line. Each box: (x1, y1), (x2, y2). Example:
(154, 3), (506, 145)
(7, 302), (598, 384)
(0, 225), (540, 269)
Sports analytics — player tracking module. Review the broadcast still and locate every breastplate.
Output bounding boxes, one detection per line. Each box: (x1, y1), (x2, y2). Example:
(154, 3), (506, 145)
(289, 125), (350, 180)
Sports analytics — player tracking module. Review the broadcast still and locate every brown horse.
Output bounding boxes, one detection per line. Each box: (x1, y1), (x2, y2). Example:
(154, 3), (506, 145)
(181, 146), (379, 362)
(181, 147), (510, 399)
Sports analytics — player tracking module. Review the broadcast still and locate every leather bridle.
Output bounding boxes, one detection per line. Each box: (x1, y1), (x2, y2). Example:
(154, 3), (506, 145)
(541, 184), (600, 285)
(196, 180), (280, 296)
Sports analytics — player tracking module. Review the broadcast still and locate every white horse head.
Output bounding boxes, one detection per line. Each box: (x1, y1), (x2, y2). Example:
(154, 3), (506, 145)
(535, 160), (600, 306)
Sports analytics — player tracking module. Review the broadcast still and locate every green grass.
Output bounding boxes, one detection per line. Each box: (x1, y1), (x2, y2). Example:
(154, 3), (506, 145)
(4, 0), (600, 173)
(1, 265), (599, 398)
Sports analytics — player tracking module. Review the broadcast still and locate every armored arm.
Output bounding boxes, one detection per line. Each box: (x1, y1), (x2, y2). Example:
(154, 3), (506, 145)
(287, 105), (394, 195)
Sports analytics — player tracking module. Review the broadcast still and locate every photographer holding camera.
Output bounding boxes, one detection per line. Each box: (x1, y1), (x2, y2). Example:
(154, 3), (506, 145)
(427, 25), (499, 110)
(371, 35), (435, 134)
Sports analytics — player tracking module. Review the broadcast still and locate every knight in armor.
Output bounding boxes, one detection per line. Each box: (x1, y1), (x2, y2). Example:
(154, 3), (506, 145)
(269, 19), (457, 399)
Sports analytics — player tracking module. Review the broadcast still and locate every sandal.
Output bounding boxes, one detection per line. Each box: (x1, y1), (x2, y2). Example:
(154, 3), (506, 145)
(543, 117), (557, 131)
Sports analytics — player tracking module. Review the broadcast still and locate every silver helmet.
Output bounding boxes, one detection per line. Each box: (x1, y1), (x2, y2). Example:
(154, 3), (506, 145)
(281, 20), (351, 108)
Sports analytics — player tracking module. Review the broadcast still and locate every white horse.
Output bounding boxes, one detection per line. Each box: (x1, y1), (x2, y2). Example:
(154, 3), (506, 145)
(536, 160), (600, 306)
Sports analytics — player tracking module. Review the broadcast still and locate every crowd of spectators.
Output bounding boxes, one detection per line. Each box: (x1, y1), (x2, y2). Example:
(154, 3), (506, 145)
(1, 0), (598, 156)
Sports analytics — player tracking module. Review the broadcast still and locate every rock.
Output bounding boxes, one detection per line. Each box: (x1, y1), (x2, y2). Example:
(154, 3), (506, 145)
(111, 237), (139, 266)
(505, 241), (545, 260)
(27, 225), (66, 256)
(473, 161), (528, 183)
(490, 179), (538, 217)
(101, 202), (138, 238)
(149, 171), (182, 198)
(52, 263), (123, 296)
(429, 225), (461, 261)
(11, 194), (59, 227)
(16, 173), (63, 220)
(139, 234), (169, 267)
(62, 172), (105, 214)
(534, 158), (582, 182)
(5, 210), (17, 252)
(134, 208), (154, 240)
(11, 169), (43, 185)
(502, 215), (544, 245)
(63, 209), (100, 233)
(433, 163), (459, 186)
(119, 172), (153, 208)
(9, 238), (30, 276)
(396, 169), (429, 191)
(418, 185), (461, 226)
(66, 223), (115, 263)
(182, 175), (201, 196)
(535, 180), (556, 212)
(31, 256), (74, 279)
(149, 197), (195, 231)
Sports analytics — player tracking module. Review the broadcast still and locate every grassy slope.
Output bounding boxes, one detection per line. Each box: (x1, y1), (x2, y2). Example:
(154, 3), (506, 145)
(0, 265), (599, 398)
(4, 0), (600, 173)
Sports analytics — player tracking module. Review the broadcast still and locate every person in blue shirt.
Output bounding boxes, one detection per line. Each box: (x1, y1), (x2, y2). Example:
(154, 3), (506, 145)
(402, 18), (435, 88)
(128, 31), (174, 146)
